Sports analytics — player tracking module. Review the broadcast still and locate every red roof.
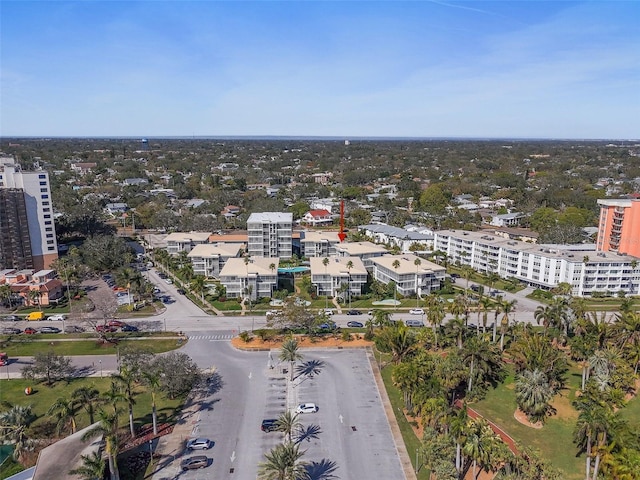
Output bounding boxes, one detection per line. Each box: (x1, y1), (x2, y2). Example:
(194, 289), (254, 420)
(307, 209), (331, 218)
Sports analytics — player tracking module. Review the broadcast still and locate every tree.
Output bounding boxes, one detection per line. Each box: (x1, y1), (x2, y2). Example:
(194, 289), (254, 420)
(0, 284), (13, 309)
(80, 235), (133, 273)
(276, 410), (301, 443)
(461, 336), (503, 395)
(22, 351), (75, 386)
(414, 257), (422, 307)
(280, 337), (304, 381)
(498, 299), (517, 351)
(72, 387), (102, 425)
(322, 257), (330, 310)
(82, 409), (121, 480)
(112, 366), (138, 437)
(142, 371), (162, 435)
(68, 451), (105, 480)
(48, 397), (79, 435)
(392, 259), (401, 309)
(375, 323), (418, 365)
(425, 294), (445, 348)
(514, 369), (555, 423)
(0, 405), (36, 462)
(346, 260), (354, 309)
(258, 441), (309, 480)
(152, 352), (202, 399)
(190, 275), (207, 303)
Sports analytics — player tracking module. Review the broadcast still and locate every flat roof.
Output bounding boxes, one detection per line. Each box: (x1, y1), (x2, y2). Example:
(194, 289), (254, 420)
(309, 256), (367, 276)
(359, 224), (433, 240)
(301, 231), (341, 242)
(335, 241), (388, 256)
(164, 231), (211, 243)
(370, 253), (445, 275)
(247, 212), (292, 223)
(187, 243), (243, 257)
(219, 257), (280, 277)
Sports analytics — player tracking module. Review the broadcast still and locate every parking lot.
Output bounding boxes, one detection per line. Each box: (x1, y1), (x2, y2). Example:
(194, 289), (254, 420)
(156, 342), (407, 479)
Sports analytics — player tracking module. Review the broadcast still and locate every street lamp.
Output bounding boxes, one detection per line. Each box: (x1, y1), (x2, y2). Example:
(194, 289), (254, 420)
(99, 359), (102, 378)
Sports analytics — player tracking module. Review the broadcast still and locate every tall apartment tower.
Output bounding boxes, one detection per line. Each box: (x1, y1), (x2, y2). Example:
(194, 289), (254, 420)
(596, 199), (640, 258)
(0, 157), (58, 270)
(247, 212), (293, 258)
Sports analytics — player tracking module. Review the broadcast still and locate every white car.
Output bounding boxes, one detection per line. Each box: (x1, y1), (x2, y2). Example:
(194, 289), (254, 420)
(323, 309), (334, 315)
(295, 403), (318, 414)
(165, 278), (173, 284)
(186, 438), (213, 450)
(47, 314), (65, 321)
(409, 308), (424, 315)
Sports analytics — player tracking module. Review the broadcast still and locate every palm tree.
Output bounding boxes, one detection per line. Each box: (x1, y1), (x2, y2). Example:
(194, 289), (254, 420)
(82, 409), (121, 480)
(0, 284), (13, 309)
(258, 441), (309, 480)
(425, 294), (445, 348)
(392, 259), (401, 309)
(322, 257), (330, 309)
(276, 410), (301, 443)
(575, 407), (599, 480)
(72, 387), (102, 424)
(450, 406), (468, 474)
(68, 451), (105, 480)
(499, 299), (517, 351)
(413, 257), (422, 308)
(190, 275), (207, 303)
(48, 397), (79, 435)
(376, 323), (418, 364)
(0, 405), (36, 462)
(280, 337), (303, 381)
(346, 260), (354, 309)
(514, 369), (554, 423)
(371, 309), (392, 329)
(478, 297), (492, 335)
(27, 288), (41, 309)
(142, 371), (161, 435)
(462, 336), (503, 394)
(112, 366), (138, 437)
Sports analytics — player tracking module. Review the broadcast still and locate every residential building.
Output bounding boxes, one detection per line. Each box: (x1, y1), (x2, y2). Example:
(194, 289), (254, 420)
(165, 232), (211, 255)
(105, 202), (128, 216)
(301, 209), (333, 226)
(433, 229), (640, 297)
(187, 243), (243, 278)
(219, 257), (279, 300)
(0, 157), (58, 270)
(310, 256), (367, 298)
(300, 231), (341, 258)
(489, 212), (525, 228)
(596, 199), (640, 258)
(247, 212), (293, 259)
(335, 241), (388, 270)
(370, 254), (446, 297)
(358, 224), (434, 252)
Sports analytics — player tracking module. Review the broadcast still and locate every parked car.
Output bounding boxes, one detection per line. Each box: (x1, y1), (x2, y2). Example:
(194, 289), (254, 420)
(323, 308), (334, 315)
(65, 325), (85, 333)
(261, 419), (279, 432)
(405, 320), (425, 328)
(24, 327), (38, 334)
(121, 324), (139, 332)
(1, 327), (21, 335)
(186, 438), (213, 450)
(164, 278), (173, 284)
(108, 320), (125, 327)
(177, 289), (186, 295)
(347, 321), (364, 328)
(47, 314), (65, 321)
(346, 310), (362, 315)
(409, 308), (424, 315)
(0, 315), (20, 322)
(40, 326), (61, 334)
(319, 321), (337, 331)
(295, 403), (318, 414)
(96, 325), (117, 333)
(180, 455), (210, 471)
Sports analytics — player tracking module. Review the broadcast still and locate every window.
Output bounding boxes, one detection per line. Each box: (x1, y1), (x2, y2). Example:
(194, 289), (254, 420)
(39, 181), (47, 186)
(45, 227), (52, 232)
(48, 246), (55, 251)
(44, 214), (51, 219)
(38, 174), (46, 179)
(47, 240), (54, 244)
(44, 221), (52, 225)
(46, 234), (53, 238)
(41, 194), (49, 199)
(42, 201), (49, 206)
(40, 188), (48, 193)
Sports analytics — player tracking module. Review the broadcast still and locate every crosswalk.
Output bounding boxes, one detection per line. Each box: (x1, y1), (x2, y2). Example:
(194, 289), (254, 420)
(187, 334), (235, 341)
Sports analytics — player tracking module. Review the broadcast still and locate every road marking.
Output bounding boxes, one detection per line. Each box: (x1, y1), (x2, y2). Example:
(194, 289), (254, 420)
(248, 371), (252, 379)
(339, 414), (344, 424)
(231, 451), (236, 463)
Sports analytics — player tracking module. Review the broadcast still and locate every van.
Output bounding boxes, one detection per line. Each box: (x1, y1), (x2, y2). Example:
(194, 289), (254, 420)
(405, 319), (425, 327)
(26, 312), (44, 321)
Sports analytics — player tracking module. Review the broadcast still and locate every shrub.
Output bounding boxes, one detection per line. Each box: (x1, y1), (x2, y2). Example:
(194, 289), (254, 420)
(238, 331), (253, 343)
(341, 331), (352, 342)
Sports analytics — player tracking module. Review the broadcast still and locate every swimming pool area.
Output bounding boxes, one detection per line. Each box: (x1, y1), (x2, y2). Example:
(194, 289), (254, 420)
(278, 266), (310, 273)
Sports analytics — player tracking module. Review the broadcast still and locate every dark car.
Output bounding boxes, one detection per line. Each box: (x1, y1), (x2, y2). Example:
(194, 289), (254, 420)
(1, 327), (21, 335)
(1, 315), (20, 322)
(319, 321), (337, 331)
(261, 419), (279, 432)
(121, 324), (138, 332)
(180, 455), (209, 471)
(346, 310), (362, 315)
(65, 325), (85, 333)
(347, 321), (364, 328)
(177, 288), (186, 295)
(40, 326), (61, 334)
(24, 327), (38, 335)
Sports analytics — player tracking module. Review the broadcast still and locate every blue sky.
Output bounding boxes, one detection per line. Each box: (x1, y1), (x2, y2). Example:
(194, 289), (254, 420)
(1, 1), (638, 138)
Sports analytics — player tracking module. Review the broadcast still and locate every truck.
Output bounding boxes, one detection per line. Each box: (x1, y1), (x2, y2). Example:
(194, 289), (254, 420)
(26, 311), (45, 321)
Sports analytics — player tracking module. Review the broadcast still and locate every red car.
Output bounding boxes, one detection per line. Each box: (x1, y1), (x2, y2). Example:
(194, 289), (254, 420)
(96, 325), (117, 333)
(108, 320), (125, 327)
(24, 327), (38, 335)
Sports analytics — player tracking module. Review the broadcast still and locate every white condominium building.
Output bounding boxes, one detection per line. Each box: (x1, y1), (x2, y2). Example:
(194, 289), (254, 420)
(219, 257), (279, 300)
(0, 157), (58, 270)
(300, 230), (341, 258)
(165, 231), (211, 255)
(433, 229), (640, 297)
(370, 253), (446, 297)
(310, 256), (368, 298)
(247, 212), (293, 259)
(187, 243), (243, 278)
(334, 241), (388, 271)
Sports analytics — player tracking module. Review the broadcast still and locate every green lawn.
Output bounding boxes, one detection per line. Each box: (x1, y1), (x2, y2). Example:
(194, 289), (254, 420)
(472, 367), (584, 479)
(0, 337), (184, 356)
